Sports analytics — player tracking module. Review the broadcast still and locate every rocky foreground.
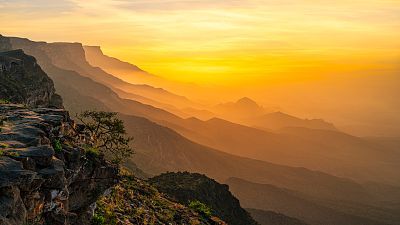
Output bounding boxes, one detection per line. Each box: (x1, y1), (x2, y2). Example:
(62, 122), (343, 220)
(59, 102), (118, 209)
(0, 104), (229, 225)
(0, 104), (118, 225)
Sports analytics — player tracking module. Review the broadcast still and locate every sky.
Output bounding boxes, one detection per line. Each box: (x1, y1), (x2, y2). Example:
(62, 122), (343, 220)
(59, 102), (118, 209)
(1, 0), (399, 85)
(1, 0), (400, 135)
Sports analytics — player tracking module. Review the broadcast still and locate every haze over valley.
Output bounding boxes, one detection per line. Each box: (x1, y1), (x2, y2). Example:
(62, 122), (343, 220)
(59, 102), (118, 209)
(0, 1), (399, 224)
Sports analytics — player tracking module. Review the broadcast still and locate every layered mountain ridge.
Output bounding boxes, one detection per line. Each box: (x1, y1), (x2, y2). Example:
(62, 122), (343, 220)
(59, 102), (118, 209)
(2, 34), (400, 225)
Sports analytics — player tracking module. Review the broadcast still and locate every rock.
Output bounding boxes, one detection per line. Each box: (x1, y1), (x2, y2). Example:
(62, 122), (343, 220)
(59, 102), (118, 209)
(0, 47), (63, 108)
(0, 186), (27, 225)
(0, 35), (11, 52)
(0, 157), (36, 188)
(0, 105), (118, 225)
(150, 172), (259, 225)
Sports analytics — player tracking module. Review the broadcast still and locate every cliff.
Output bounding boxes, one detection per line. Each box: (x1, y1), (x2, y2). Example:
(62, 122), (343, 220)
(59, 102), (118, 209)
(150, 172), (259, 225)
(0, 45), (62, 108)
(0, 104), (118, 225)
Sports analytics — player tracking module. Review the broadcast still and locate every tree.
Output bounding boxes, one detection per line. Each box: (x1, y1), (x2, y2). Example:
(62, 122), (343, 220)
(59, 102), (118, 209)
(77, 110), (133, 164)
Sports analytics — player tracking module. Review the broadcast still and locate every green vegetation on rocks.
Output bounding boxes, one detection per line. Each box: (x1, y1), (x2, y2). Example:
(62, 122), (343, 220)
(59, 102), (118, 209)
(150, 172), (259, 225)
(93, 176), (226, 225)
(189, 200), (213, 218)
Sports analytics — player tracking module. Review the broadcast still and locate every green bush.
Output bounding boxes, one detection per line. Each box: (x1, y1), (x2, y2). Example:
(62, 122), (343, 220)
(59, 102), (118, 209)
(92, 213), (105, 225)
(0, 115), (6, 130)
(0, 99), (10, 104)
(189, 200), (213, 218)
(52, 139), (63, 153)
(84, 145), (100, 157)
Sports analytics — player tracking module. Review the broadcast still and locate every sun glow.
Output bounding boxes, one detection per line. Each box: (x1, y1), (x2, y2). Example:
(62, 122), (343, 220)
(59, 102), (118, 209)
(1, 0), (399, 86)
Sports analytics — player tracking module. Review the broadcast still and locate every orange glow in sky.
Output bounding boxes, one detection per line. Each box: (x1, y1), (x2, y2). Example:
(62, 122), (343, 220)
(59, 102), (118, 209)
(1, 0), (400, 136)
(1, 0), (399, 85)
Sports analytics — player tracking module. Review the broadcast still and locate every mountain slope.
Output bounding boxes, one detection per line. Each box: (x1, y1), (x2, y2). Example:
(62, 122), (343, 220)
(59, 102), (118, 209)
(83, 45), (150, 78)
(226, 177), (395, 225)
(10, 37), (195, 110)
(248, 111), (337, 131)
(94, 176), (226, 225)
(7, 37), (184, 125)
(11, 36), (398, 186)
(246, 208), (308, 225)
(168, 117), (400, 185)
(149, 172), (258, 225)
(213, 97), (266, 121)
(5, 35), (400, 225)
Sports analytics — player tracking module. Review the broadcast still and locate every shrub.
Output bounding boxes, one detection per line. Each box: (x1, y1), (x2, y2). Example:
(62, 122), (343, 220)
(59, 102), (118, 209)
(0, 99), (10, 104)
(0, 116), (6, 131)
(77, 110), (133, 165)
(92, 213), (105, 225)
(189, 200), (213, 218)
(52, 139), (63, 153)
(84, 145), (100, 157)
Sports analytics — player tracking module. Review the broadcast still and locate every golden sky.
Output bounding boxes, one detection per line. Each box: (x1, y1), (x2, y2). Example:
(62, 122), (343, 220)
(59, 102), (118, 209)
(1, 0), (399, 86)
(1, 0), (400, 136)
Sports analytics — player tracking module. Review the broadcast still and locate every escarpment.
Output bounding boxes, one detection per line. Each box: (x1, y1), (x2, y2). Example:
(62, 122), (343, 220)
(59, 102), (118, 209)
(0, 36), (62, 108)
(0, 105), (118, 225)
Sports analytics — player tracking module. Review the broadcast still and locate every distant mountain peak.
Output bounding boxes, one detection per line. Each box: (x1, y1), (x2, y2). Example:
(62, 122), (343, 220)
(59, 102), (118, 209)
(236, 97), (259, 106)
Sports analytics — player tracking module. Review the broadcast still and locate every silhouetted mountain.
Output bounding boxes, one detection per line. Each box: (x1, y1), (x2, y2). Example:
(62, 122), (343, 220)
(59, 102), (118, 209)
(12, 36), (399, 186)
(150, 172), (258, 225)
(83, 45), (150, 79)
(7, 37), (185, 125)
(248, 111), (337, 131)
(113, 85), (191, 118)
(226, 177), (398, 225)
(213, 97), (266, 121)
(169, 117), (400, 185)
(10, 37), (195, 110)
(246, 208), (308, 225)
(82, 45), (205, 107)
(4, 35), (400, 225)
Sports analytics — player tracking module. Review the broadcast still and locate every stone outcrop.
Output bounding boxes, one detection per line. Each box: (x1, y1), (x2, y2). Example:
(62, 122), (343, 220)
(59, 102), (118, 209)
(0, 35), (11, 52)
(0, 35), (62, 108)
(150, 172), (259, 225)
(0, 104), (118, 225)
(94, 175), (227, 225)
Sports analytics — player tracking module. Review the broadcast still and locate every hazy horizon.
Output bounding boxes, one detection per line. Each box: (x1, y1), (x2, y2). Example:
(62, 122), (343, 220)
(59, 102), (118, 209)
(1, 0), (399, 136)
(2, 2), (400, 224)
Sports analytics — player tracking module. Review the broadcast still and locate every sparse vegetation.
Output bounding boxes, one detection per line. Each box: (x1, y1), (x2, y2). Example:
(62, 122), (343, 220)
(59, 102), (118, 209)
(52, 139), (63, 153)
(93, 176), (225, 225)
(0, 115), (6, 132)
(0, 142), (9, 149)
(77, 110), (133, 165)
(0, 99), (10, 104)
(189, 200), (213, 218)
(91, 213), (106, 225)
(84, 145), (100, 157)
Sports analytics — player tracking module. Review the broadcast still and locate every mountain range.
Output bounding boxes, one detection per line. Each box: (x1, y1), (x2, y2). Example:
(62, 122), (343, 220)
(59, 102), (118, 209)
(2, 34), (400, 225)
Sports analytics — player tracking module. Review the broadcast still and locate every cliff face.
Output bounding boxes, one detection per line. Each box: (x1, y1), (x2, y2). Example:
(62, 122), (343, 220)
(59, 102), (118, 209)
(150, 172), (259, 225)
(0, 105), (118, 225)
(0, 35), (11, 52)
(0, 37), (62, 108)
